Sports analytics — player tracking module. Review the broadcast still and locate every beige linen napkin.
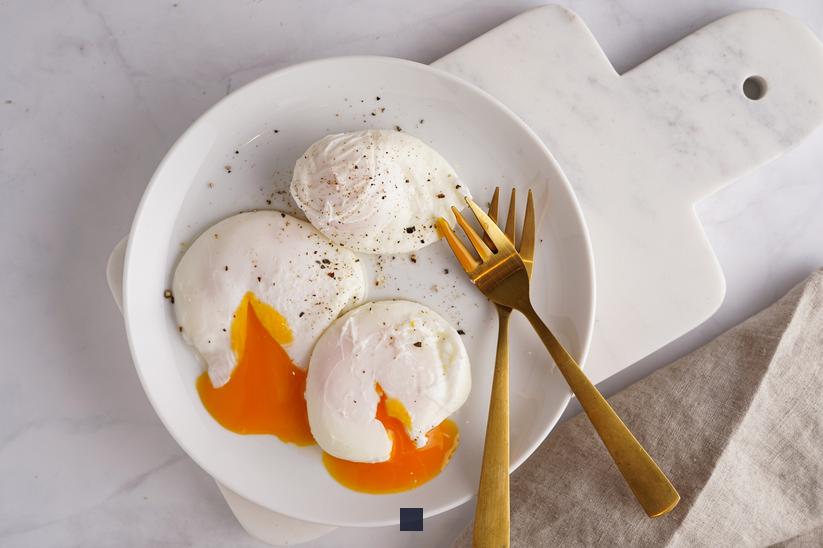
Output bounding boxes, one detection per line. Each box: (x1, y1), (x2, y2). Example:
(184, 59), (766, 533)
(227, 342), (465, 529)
(454, 270), (823, 547)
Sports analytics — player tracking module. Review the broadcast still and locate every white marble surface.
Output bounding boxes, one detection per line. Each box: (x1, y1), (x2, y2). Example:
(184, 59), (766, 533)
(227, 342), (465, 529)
(2, 1), (823, 547)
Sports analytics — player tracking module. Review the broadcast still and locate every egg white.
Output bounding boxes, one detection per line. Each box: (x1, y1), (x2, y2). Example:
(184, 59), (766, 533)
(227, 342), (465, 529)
(305, 300), (471, 463)
(172, 211), (365, 388)
(290, 129), (471, 254)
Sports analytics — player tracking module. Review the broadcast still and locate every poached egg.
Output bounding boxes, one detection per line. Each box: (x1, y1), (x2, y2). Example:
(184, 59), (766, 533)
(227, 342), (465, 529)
(172, 211), (365, 444)
(290, 129), (470, 254)
(305, 300), (471, 464)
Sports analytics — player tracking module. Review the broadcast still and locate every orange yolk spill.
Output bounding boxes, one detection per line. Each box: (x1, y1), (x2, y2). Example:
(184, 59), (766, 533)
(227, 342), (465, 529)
(322, 386), (459, 494)
(195, 293), (458, 491)
(196, 292), (315, 446)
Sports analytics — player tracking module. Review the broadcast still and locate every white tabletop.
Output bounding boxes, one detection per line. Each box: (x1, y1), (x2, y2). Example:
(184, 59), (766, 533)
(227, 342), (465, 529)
(2, 1), (822, 547)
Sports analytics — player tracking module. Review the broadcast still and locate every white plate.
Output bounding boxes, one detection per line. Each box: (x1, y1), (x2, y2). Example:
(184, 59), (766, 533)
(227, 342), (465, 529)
(123, 56), (594, 527)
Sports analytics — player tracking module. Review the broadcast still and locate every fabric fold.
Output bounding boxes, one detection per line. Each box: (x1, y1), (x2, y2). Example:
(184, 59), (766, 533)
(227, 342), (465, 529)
(454, 270), (823, 547)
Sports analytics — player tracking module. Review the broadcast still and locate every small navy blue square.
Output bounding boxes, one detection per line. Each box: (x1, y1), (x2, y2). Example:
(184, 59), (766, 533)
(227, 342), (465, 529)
(399, 507), (424, 531)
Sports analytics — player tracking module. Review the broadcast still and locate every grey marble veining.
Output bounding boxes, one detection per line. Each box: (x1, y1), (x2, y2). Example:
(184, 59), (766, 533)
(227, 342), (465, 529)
(2, 1), (823, 547)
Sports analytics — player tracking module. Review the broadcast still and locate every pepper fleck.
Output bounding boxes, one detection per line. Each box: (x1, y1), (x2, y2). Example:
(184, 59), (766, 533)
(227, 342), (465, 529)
(413, 341), (423, 348)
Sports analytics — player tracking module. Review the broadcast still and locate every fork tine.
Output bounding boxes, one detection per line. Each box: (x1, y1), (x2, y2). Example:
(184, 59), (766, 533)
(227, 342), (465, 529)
(519, 189), (536, 275)
(452, 206), (494, 261)
(504, 188), (517, 244)
(464, 198), (514, 254)
(482, 188), (500, 250)
(436, 217), (480, 272)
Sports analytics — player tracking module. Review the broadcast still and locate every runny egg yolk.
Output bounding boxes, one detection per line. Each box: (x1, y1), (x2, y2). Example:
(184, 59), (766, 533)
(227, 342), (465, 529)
(197, 293), (459, 491)
(322, 385), (459, 494)
(196, 292), (315, 445)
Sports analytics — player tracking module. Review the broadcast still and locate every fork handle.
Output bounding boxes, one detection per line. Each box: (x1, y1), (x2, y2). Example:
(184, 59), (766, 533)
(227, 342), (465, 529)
(473, 305), (511, 548)
(519, 302), (680, 518)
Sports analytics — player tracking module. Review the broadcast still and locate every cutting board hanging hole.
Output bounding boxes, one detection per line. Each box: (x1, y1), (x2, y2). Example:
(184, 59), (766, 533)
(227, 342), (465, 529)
(743, 75), (768, 100)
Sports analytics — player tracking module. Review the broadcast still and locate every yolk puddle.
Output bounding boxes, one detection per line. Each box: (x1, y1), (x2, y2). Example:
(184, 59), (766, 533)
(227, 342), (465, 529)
(196, 292), (315, 445)
(195, 293), (458, 490)
(322, 386), (459, 494)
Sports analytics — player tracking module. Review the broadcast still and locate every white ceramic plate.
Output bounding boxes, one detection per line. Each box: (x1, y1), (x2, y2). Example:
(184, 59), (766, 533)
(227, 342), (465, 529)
(123, 57), (594, 527)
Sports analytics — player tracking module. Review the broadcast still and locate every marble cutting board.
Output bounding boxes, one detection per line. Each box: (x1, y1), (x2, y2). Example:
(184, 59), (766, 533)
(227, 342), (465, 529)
(435, 5), (823, 385)
(107, 5), (823, 545)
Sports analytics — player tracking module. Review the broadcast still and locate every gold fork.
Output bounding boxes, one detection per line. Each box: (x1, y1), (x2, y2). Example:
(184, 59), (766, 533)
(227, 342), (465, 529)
(438, 191), (680, 530)
(436, 188), (534, 548)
